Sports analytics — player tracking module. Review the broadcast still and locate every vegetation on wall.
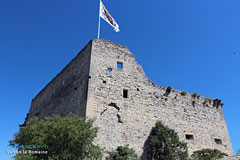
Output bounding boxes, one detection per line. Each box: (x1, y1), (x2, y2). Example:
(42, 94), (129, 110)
(192, 100), (197, 106)
(181, 91), (187, 96)
(192, 92), (200, 99)
(166, 86), (173, 93)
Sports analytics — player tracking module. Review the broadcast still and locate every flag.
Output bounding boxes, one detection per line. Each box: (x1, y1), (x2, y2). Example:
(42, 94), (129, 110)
(99, 1), (120, 32)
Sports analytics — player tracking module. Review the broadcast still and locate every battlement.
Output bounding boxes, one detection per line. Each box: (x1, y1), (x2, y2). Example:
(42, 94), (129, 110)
(26, 39), (233, 158)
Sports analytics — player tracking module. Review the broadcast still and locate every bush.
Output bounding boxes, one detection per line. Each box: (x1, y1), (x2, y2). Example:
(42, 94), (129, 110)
(144, 121), (188, 160)
(9, 114), (102, 160)
(106, 145), (139, 160)
(181, 91), (187, 96)
(191, 149), (228, 160)
(192, 100), (196, 106)
(192, 92), (200, 99)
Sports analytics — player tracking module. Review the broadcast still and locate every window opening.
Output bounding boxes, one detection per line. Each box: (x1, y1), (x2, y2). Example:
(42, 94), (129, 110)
(123, 89), (128, 98)
(214, 139), (222, 144)
(185, 134), (194, 140)
(117, 62), (123, 69)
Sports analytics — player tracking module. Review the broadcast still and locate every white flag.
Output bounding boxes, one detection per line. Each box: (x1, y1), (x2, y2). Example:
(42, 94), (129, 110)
(99, 1), (120, 32)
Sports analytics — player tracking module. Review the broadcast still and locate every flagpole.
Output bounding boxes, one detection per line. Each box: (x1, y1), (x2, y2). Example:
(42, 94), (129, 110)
(97, 0), (101, 39)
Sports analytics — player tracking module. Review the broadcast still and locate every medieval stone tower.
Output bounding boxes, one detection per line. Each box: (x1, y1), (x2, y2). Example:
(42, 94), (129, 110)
(26, 39), (233, 157)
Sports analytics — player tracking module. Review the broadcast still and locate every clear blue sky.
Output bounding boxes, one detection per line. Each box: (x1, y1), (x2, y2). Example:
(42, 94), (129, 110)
(0, 0), (239, 159)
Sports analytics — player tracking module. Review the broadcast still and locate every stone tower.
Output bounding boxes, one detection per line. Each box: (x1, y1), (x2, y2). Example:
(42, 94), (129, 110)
(26, 39), (233, 157)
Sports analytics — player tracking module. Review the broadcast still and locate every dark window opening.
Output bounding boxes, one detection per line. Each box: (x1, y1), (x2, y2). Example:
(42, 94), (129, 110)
(107, 68), (112, 72)
(103, 80), (106, 84)
(123, 89), (128, 98)
(89, 76), (91, 79)
(117, 62), (123, 69)
(74, 87), (78, 90)
(214, 139), (222, 144)
(185, 134), (194, 140)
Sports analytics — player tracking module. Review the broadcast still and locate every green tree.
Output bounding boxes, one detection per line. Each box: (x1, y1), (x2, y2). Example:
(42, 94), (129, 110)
(144, 121), (188, 160)
(106, 145), (139, 160)
(9, 114), (102, 160)
(191, 149), (228, 160)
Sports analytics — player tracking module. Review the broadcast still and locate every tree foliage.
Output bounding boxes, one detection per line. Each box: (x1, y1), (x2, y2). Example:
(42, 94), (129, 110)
(9, 114), (102, 160)
(191, 148), (228, 160)
(106, 145), (139, 160)
(144, 121), (188, 160)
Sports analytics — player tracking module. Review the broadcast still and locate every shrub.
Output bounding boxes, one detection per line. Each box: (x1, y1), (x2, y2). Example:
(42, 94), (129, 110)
(192, 92), (200, 99)
(191, 149), (228, 160)
(144, 121), (188, 160)
(106, 145), (139, 160)
(192, 100), (196, 106)
(181, 91), (187, 96)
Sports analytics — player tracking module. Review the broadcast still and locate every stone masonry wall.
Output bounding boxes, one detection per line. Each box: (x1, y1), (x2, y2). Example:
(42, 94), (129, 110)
(26, 39), (233, 159)
(27, 41), (92, 121)
(86, 39), (233, 158)
(218, 155), (240, 160)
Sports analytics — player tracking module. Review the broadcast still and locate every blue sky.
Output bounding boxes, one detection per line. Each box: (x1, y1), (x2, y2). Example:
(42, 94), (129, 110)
(0, 0), (240, 159)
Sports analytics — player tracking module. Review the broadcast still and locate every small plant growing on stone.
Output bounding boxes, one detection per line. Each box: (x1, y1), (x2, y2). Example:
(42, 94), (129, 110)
(192, 92), (200, 99)
(192, 100), (196, 106)
(181, 91), (187, 96)
(191, 148), (228, 160)
(166, 86), (173, 93)
(106, 145), (139, 160)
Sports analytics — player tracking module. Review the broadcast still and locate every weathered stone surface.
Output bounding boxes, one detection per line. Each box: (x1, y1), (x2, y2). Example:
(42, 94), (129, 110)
(27, 42), (92, 120)
(218, 155), (240, 160)
(26, 39), (234, 158)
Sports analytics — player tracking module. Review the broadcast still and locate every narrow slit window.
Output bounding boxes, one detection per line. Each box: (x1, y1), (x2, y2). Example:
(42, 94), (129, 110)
(214, 139), (222, 144)
(185, 134), (194, 140)
(123, 89), (128, 98)
(107, 68), (112, 72)
(103, 80), (106, 84)
(117, 62), (123, 70)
